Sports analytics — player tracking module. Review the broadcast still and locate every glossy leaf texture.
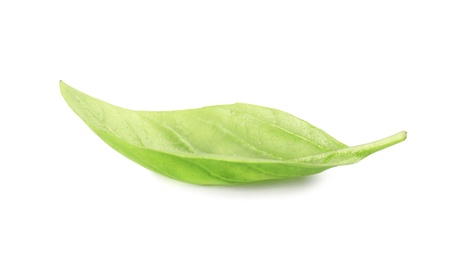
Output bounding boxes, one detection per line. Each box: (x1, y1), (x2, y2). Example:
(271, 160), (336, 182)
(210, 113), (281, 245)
(60, 81), (406, 185)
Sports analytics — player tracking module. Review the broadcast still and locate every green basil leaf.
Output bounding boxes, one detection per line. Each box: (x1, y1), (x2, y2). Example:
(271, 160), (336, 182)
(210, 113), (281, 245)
(60, 81), (406, 185)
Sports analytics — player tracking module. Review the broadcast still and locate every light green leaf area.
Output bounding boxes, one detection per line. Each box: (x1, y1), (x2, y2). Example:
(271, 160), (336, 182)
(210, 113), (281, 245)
(60, 81), (406, 185)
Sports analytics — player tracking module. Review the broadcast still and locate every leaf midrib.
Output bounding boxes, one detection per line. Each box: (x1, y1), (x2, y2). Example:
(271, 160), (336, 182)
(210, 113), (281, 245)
(211, 106), (340, 151)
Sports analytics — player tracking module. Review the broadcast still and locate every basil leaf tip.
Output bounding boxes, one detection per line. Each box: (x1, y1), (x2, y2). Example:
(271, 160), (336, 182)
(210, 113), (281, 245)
(60, 81), (406, 185)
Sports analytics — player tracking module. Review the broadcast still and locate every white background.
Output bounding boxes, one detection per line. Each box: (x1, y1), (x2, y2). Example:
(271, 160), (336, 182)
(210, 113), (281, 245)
(1, 1), (450, 259)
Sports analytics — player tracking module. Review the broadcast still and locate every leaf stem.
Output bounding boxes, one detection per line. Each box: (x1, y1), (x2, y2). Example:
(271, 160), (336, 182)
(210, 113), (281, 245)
(290, 131), (407, 165)
(351, 131), (407, 153)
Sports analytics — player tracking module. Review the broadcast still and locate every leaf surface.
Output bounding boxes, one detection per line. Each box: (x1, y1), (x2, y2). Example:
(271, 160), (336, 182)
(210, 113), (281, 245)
(60, 81), (406, 185)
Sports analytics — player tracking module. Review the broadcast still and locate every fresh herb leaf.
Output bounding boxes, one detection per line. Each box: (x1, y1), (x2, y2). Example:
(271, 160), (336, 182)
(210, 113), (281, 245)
(60, 81), (406, 185)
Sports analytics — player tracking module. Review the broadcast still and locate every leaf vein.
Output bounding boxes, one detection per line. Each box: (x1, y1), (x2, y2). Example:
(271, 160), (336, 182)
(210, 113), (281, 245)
(197, 117), (282, 159)
(213, 106), (329, 151)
